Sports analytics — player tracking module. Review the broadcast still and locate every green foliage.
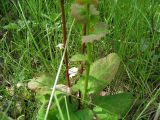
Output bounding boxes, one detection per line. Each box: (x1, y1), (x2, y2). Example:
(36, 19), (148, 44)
(72, 53), (121, 95)
(37, 103), (46, 120)
(93, 107), (119, 120)
(76, 108), (94, 120)
(71, 1), (99, 24)
(0, 113), (12, 120)
(71, 3), (88, 23)
(89, 53), (121, 92)
(76, 0), (99, 5)
(36, 102), (58, 120)
(58, 98), (94, 120)
(70, 54), (86, 62)
(3, 23), (18, 30)
(3, 20), (31, 31)
(93, 93), (133, 117)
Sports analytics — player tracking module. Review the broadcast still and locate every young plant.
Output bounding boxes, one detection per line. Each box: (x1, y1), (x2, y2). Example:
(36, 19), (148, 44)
(27, 0), (134, 120)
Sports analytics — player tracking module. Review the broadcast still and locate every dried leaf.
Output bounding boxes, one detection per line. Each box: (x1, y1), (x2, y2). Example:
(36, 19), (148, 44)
(55, 84), (71, 95)
(27, 73), (53, 94)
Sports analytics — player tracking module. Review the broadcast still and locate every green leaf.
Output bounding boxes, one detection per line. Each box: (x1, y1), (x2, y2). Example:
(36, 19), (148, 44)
(70, 54), (86, 62)
(93, 106), (118, 120)
(89, 53), (121, 93)
(59, 97), (94, 120)
(76, 108), (94, 120)
(72, 75), (106, 95)
(58, 98), (79, 120)
(82, 22), (108, 43)
(93, 93), (133, 117)
(37, 103), (46, 120)
(36, 103), (58, 120)
(3, 23), (18, 30)
(0, 112), (12, 120)
(71, 3), (88, 23)
(72, 53), (120, 94)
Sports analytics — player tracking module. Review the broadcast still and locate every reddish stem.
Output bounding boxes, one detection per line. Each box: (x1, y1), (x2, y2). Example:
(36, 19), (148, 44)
(60, 0), (71, 102)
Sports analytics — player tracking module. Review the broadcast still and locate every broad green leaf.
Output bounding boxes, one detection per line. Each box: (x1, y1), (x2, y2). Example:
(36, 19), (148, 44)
(70, 54), (86, 62)
(35, 95), (47, 103)
(37, 103), (58, 120)
(58, 98), (94, 120)
(48, 110), (58, 120)
(93, 106), (118, 120)
(76, 108), (94, 120)
(93, 93), (133, 117)
(89, 53), (121, 93)
(82, 22), (108, 43)
(58, 98), (79, 120)
(72, 53), (120, 95)
(37, 103), (46, 120)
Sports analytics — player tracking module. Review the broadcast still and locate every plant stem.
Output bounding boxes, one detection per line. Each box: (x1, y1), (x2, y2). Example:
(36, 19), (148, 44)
(60, 0), (71, 102)
(82, 3), (91, 105)
(78, 23), (87, 109)
(80, 24), (87, 74)
(83, 42), (91, 104)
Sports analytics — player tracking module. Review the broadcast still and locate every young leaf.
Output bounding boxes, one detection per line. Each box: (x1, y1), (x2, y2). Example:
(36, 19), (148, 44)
(71, 3), (88, 23)
(89, 53), (121, 93)
(89, 5), (99, 16)
(82, 22), (108, 43)
(70, 54), (86, 62)
(93, 93), (133, 117)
